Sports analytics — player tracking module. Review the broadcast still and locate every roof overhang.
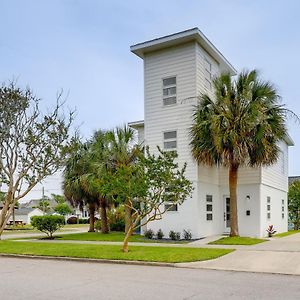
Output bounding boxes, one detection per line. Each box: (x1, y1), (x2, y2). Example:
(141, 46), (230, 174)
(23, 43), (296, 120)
(130, 27), (236, 75)
(284, 133), (294, 146)
(128, 120), (144, 130)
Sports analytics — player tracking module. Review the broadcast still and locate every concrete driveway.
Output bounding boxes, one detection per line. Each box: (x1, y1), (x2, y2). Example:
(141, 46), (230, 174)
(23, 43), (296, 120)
(179, 233), (300, 275)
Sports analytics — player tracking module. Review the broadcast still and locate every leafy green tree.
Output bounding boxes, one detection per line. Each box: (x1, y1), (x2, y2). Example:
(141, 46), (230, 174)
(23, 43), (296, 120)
(36, 199), (51, 214)
(190, 70), (290, 236)
(54, 203), (72, 216)
(0, 192), (5, 204)
(51, 194), (66, 204)
(31, 215), (65, 239)
(0, 82), (74, 237)
(98, 147), (193, 252)
(288, 181), (300, 230)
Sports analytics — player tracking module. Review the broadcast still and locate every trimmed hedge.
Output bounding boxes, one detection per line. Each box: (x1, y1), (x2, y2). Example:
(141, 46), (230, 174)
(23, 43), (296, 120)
(31, 215), (65, 239)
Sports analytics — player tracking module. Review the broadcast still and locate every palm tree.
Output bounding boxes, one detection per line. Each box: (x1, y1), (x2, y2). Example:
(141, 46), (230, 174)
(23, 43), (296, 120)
(80, 130), (111, 234)
(63, 142), (101, 232)
(106, 126), (139, 234)
(190, 70), (288, 236)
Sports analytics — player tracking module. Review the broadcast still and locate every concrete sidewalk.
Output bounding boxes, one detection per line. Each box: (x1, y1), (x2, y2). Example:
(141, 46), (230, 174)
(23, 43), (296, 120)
(179, 233), (300, 275)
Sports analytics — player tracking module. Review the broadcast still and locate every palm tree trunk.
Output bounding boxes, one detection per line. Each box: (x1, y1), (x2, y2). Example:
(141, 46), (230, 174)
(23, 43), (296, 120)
(88, 203), (95, 232)
(100, 198), (109, 233)
(229, 164), (239, 237)
(124, 199), (132, 234)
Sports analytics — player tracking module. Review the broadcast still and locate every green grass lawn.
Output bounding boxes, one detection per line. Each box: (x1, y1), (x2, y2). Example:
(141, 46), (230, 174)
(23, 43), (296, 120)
(0, 241), (233, 263)
(209, 236), (266, 245)
(275, 230), (300, 238)
(55, 232), (188, 243)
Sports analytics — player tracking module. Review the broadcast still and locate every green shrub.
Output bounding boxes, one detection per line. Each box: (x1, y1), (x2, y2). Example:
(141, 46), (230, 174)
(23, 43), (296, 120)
(110, 219), (125, 231)
(79, 218), (89, 224)
(95, 220), (101, 231)
(31, 215), (65, 239)
(157, 229), (164, 239)
(67, 216), (78, 224)
(183, 229), (192, 240)
(108, 205), (125, 232)
(144, 229), (154, 239)
(169, 230), (180, 240)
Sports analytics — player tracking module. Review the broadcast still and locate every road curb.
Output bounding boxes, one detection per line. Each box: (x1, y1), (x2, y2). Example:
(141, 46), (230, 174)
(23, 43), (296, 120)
(0, 253), (176, 268)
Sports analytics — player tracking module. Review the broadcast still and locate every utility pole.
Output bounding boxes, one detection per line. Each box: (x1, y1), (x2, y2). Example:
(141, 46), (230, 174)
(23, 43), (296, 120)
(41, 187), (45, 214)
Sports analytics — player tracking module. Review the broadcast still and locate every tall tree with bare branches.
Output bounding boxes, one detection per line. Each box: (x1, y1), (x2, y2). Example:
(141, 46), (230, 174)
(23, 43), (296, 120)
(0, 82), (74, 237)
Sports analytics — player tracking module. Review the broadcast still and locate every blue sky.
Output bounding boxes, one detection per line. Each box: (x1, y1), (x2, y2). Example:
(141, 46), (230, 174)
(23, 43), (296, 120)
(1, 1), (299, 198)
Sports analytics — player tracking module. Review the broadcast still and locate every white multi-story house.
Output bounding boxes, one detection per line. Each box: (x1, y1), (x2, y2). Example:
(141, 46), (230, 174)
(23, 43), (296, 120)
(129, 28), (294, 238)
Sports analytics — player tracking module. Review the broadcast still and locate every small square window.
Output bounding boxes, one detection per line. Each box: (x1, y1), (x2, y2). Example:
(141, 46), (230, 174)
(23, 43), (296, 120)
(206, 204), (213, 212)
(206, 195), (213, 202)
(282, 199), (284, 205)
(282, 213), (285, 219)
(206, 213), (213, 221)
(246, 210), (251, 216)
(282, 206), (284, 212)
(267, 212), (271, 219)
(267, 205), (271, 211)
(267, 197), (271, 203)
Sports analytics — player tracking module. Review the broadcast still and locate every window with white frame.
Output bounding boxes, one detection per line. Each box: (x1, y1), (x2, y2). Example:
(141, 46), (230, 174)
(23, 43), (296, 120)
(164, 203), (178, 211)
(163, 130), (177, 150)
(267, 196), (271, 219)
(164, 187), (178, 212)
(206, 195), (213, 221)
(204, 58), (212, 90)
(163, 77), (176, 106)
(282, 199), (285, 219)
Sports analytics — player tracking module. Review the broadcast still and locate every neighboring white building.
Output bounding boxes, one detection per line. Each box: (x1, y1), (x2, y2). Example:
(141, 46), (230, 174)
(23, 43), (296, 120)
(129, 28), (294, 238)
(8, 208), (44, 225)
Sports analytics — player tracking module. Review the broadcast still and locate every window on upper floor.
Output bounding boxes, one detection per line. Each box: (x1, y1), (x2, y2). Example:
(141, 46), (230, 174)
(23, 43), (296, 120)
(163, 76), (176, 106)
(204, 58), (212, 90)
(280, 151), (285, 174)
(282, 199), (285, 219)
(163, 130), (177, 150)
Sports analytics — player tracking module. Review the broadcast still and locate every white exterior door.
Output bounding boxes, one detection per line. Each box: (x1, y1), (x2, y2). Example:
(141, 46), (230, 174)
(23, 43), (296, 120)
(224, 196), (230, 233)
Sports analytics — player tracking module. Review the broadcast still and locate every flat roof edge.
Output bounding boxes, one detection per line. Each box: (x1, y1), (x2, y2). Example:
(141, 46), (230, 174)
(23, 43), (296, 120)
(128, 120), (144, 129)
(130, 27), (237, 75)
(285, 133), (294, 146)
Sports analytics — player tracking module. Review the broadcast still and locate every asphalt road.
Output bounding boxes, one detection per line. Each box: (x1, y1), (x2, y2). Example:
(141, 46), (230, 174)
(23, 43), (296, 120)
(1, 257), (299, 300)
